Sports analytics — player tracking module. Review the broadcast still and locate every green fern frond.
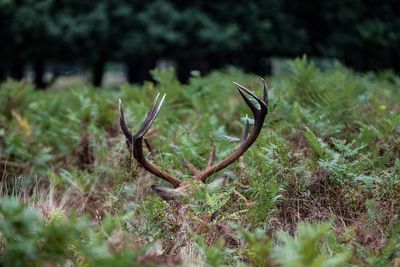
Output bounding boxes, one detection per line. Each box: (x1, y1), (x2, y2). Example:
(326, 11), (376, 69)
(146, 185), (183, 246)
(303, 126), (336, 161)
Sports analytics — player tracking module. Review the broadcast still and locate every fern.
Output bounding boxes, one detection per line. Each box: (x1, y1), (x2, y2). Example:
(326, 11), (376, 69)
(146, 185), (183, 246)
(303, 126), (337, 161)
(273, 223), (351, 267)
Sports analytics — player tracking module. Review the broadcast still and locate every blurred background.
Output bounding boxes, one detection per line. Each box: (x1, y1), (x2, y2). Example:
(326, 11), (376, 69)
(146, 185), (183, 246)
(0, 0), (399, 88)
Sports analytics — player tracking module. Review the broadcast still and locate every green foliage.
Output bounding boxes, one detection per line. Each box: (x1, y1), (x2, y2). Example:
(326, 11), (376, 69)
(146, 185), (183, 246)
(0, 197), (41, 266)
(0, 80), (34, 121)
(303, 126), (334, 161)
(273, 223), (350, 267)
(240, 228), (273, 267)
(195, 235), (227, 267)
(1, 60), (400, 266)
(0, 197), (138, 266)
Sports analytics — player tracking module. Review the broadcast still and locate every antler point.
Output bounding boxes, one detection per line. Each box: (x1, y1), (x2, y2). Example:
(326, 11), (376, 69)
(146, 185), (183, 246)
(160, 93), (166, 103)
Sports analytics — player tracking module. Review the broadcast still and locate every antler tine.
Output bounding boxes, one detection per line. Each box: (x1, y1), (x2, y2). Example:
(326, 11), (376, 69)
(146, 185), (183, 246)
(183, 159), (201, 176)
(119, 95), (162, 145)
(234, 82), (268, 114)
(197, 80), (269, 181)
(234, 82), (258, 114)
(136, 93), (165, 138)
(261, 78), (269, 108)
(119, 95), (181, 188)
(241, 115), (250, 144)
(119, 99), (133, 144)
(207, 137), (217, 168)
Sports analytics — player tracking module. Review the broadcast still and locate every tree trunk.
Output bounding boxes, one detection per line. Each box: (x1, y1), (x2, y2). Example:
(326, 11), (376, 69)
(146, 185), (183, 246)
(126, 60), (138, 84)
(0, 66), (5, 82)
(126, 54), (156, 84)
(177, 54), (210, 83)
(393, 50), (400, 73)
(34, 60), (46, 89)
(10, 60), (24, 80)
(346, 45), (365, 71)
(92, 59), (105, 87)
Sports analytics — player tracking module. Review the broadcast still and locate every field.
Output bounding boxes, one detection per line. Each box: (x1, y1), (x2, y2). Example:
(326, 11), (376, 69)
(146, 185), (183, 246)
(1, 58), (400, 266)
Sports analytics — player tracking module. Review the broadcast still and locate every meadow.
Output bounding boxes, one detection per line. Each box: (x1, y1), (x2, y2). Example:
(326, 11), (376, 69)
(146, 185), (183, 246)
(1, 57), (400, 266)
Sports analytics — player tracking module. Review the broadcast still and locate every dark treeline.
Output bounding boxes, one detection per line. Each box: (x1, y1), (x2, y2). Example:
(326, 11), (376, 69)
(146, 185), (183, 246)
(0, 0), (399, 88)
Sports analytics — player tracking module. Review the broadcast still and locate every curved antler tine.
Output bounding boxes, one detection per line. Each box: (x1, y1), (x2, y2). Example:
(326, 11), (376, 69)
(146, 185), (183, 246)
(119, 99), (134, 144)
(197, 82), (269, 182)
(241, 115), (250, 144)
(136, 93), (160, 136)
(236, 87), (258, 114)
(234, 82), (264, 103)
(153, 94), (166, 122)
(119, 94), (162, 144)
(141, 93), (160, 126)
(234, 82), (267, 113)
(234, 82), (257, 113)
(136, 94), (166, 138)
(234, 82), (266, 114)
(261, 78), (269, 111)
(120, 94), (181, 188)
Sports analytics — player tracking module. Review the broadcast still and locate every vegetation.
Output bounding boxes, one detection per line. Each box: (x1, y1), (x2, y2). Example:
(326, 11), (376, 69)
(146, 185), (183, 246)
(0, 0), (399, 86)
(1, 58), (400, 266)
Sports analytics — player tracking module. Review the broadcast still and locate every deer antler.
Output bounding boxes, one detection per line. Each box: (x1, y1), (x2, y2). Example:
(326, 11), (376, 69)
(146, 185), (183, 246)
(196, 79), (268, 181)
(119, 94), (181, 188)
(119, 79), (269, 196)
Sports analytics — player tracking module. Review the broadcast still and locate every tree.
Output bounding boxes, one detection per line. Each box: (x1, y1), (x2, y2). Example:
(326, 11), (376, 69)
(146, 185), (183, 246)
(120, 0), (184, 83)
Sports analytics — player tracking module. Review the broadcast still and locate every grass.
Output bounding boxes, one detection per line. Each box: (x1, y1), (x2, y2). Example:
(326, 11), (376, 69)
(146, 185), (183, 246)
(0, 57), (400, 266)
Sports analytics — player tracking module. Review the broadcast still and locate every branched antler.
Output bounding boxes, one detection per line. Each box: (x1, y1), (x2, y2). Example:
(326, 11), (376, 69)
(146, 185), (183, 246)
(119, 79), (269, 197)
(196, 79), (268, 181)
(119, 94), (181, 188)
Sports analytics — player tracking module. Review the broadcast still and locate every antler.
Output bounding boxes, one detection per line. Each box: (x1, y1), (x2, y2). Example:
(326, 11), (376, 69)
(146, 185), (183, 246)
(119, 94), (181, 188)
(119, 79), (269, 192)
(195, 79), (268, 181)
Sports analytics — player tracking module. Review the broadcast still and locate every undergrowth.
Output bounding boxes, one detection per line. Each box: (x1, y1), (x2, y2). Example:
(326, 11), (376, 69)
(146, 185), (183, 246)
(0, 57), (399, 266)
